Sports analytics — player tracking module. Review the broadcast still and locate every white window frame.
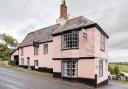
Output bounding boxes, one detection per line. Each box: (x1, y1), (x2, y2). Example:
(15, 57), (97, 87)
(62, 59), (78, 78)
(44, 44), (48, 54)
(27, 57), (30, 66)
(34, 47), (39, 55)
(62, 31), (79, 50)
(99, 60), (103, 77)
(100, 33), (105, 51)
(34, 60), (38, 66)
(21, 58), (24, 65)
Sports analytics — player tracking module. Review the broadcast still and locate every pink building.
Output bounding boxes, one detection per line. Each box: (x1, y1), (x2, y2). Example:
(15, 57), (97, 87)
(11, 0), (109, 87)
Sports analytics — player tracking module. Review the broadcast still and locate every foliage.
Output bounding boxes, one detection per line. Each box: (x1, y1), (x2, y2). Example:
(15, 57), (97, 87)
(0, 33), (17, 60)
(114, 65), (120, 75)
(109, 63), (128, 73)
(0, 34), (17, 47)
(108, 65), (114, 75)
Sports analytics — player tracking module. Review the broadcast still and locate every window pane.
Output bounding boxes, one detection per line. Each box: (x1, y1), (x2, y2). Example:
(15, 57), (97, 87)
(100, 33), (105, 51)
(63, 59), (78, 78)
(62, 31), (78, 49)
(99, 60), (103, 77)
(44, 44), (48, 54)
(34, 47), (39, 55)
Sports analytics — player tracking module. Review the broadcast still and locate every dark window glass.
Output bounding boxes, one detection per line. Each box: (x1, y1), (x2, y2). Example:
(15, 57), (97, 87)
(62, 31), (78, 49)
(100, 33), (105, 51)
(34, 47), (39, 55)
(63, 59), (78, 78)
(99, 60), (103, 77)
(44, 44), (48, 54)
(34, 60), (38, 66)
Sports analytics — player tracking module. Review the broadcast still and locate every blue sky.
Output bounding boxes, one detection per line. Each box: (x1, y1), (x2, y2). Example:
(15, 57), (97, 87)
(0, 0), (128, 62)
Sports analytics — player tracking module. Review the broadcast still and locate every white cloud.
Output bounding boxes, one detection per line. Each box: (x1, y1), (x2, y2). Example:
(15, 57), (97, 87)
(0, 0), (128, 62)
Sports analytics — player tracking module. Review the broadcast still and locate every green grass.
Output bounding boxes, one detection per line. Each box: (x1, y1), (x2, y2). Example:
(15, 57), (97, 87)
(109, 64), (128, 73)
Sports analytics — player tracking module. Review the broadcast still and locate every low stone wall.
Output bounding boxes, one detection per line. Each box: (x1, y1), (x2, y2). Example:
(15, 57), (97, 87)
(0, 61), (9, 67)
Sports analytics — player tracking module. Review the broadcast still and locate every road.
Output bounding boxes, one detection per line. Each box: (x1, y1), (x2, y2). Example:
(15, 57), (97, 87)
(0, 67), (91, 89)
(0, 67), (128, 89)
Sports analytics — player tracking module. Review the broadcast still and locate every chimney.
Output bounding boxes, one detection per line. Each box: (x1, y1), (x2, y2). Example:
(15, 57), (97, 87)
(56, 0), (68, 25)
(60, 0), (67, 19)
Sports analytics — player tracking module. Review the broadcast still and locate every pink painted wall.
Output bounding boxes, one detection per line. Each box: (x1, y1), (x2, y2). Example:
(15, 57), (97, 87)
(78, 59), (95, 79)
(11, 26), (108, 84)
(18, 42), (53, 68)
(38, 42), (53, 68)
(79, 28), (95, 57)
(19, 46), (34, 66)
(52, 28), (96, 58)
(53, 60), (61, 73)
(95, 58), (108, 84)
(52, 27), (108, 82)
(94, 27), (109, 59)
(94, 28), (109, 83)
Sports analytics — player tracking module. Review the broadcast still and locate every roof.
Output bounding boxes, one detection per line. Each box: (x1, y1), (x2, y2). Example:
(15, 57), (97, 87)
(19, 16), (109, 48)
(53, 16), (95, 35)
(19, 24), (60, 47)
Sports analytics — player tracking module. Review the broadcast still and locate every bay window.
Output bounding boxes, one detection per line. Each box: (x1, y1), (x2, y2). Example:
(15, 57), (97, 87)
(62, 31), (79, 49)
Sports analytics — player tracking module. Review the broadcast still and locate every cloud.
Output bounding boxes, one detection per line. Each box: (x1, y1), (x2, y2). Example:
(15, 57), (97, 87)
(0, 0), (128, 61)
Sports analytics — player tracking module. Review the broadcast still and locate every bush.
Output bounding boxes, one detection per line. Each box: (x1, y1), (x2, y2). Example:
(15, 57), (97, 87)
(109, 65), (114, 75)
(114, 65), (120, 75)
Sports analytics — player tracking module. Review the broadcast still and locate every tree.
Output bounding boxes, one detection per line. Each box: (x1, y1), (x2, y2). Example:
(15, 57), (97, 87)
(0, 34), (17, 48)
(108, 65), (114, 75)
(0, 44), (6, 52)
(114, 65), (120, 75)
(0, 44), (9, 60)
(0, 34), (17, 60)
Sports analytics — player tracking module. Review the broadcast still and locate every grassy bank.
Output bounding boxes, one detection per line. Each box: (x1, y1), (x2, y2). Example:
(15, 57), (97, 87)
(109, 63), (128, 73)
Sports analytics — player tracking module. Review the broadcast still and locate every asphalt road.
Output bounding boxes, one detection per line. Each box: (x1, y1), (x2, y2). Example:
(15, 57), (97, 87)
(0, 67), (128, 89)
(0, 67), (91, 89)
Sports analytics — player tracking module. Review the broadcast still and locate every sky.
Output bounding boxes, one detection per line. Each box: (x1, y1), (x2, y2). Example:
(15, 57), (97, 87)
(0, 0), (128, 62)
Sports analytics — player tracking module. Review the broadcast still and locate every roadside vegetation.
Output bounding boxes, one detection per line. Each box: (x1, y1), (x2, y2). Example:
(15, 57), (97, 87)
(109, 63), (128, 73)
(0, 34), (17, 60)
(109, 62), (128, 82)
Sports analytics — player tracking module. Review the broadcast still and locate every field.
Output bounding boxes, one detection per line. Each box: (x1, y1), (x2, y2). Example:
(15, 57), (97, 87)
(109, 63), (128, 73)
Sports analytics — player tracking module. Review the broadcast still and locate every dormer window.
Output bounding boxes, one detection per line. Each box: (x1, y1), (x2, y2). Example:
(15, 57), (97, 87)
(62, 31), (79, 50)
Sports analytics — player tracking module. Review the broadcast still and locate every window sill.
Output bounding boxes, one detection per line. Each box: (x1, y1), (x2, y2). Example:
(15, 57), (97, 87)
(100, 49), (105, 52)
(98, 75), (103, 78)
(62, 76), (78, 79)
(62, 48), (79, 51)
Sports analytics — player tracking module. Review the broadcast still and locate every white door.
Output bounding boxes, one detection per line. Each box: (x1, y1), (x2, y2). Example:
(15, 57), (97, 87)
(34, 60), (38, 69)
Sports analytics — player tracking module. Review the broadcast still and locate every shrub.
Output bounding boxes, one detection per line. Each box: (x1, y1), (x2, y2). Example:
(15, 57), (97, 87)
(114, 65), (120, 75)
(108, 65), (114, 75)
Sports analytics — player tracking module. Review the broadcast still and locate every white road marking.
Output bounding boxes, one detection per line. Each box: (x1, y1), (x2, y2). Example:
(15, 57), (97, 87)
(0, 76), (24, 86)
(6, 84), (20, 89)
